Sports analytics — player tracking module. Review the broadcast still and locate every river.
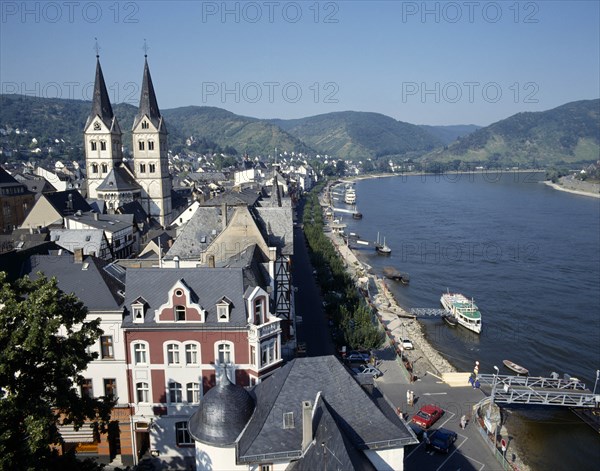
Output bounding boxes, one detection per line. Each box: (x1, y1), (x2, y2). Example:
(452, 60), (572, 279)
(340, 171), (600, 470)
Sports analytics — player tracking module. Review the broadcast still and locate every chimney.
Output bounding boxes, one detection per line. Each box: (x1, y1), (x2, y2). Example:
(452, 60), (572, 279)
(221, 203), (228, 230)
(74, 248), (84, 264)
(94, 212), (99, 221)
(301, 400), (313, 451)
(208, 254), (215, 268)
(173, 256), (180, 269)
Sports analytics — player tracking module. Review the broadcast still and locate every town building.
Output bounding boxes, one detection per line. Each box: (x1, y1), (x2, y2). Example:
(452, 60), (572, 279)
(0, 167), (35, 232)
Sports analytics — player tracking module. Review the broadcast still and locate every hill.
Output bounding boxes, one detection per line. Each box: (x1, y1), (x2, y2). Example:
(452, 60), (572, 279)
(0, 95), (312, 158)
(418, 124), (481, 145)
(271, 111), (443, 160)
(422, 100), (600, 167)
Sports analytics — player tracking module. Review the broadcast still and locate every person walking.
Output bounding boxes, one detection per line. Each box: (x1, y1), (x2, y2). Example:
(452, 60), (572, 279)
(460, 414), (467, 429)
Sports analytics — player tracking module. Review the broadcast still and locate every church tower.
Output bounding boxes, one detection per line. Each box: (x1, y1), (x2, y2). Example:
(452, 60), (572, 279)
(84, 55), (123, 199)
(132, 55), (172, 227)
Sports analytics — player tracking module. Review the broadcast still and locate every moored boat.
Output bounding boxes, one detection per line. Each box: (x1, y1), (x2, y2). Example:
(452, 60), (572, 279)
(440, 290), (482, 334)
(442, 314), (458, 327)
(375, 233), (391, 255)
(503, 359), (529, 375)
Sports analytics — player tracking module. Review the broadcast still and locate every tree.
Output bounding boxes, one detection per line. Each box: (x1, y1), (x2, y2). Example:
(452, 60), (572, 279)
(0, 272), (113, 471)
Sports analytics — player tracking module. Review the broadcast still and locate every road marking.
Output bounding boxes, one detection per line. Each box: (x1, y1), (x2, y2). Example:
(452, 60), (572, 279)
(427, 370), (443, 380)
(423, 392), (448, 396)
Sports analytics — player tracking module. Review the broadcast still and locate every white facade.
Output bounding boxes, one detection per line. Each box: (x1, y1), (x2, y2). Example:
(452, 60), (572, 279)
(84, 117), (123, 200)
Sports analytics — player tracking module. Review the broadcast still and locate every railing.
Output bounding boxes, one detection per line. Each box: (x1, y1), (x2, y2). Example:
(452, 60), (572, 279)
(477, 374), (587, 390)
(248, 319), (281, 340)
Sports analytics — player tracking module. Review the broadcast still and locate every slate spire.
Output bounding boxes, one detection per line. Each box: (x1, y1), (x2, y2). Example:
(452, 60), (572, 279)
(86, 54), (114, 129)
(134, 54), (162, 130)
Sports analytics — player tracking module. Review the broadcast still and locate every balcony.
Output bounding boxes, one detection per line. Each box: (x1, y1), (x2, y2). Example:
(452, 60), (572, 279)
(249, 318), (281, 341)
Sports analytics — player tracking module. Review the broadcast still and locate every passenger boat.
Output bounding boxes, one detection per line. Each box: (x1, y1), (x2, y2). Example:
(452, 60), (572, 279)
(503, 359), (529, 375)
(344, 188), (356, 205)
(440, 290), (482, 334)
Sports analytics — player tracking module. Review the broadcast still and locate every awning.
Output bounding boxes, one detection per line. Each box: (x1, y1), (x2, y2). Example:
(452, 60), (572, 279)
(58, 424), (95, 443)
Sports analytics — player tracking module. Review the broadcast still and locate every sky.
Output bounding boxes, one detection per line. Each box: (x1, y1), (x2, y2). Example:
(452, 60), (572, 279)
(1, 1), (599, 126)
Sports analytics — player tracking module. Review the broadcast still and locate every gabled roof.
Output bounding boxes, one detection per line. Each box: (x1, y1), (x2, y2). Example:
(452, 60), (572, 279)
(45, 190), (92, 216)
(96, 164), (141, 192)
(66, 212), (133, 233)
(122, 267), (262, 328)
(49, 228), (109, 257)
(200, 188), (262, 208)
(166, 206), (234, 260)
(22, 253), (125, 310)
(117, 200), (148, 225)
(237, 356), (416, 462)
(133, 57), (165, 132)
(85, 57), (118, 131)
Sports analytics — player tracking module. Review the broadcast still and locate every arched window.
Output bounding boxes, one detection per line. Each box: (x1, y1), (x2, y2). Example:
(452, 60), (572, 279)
(254, 297), (265, 325)
(91, 163), (98, 174)
(216, 342), (233, 364)
(186, 383), (201, 403)
(136, 382), (149, 403)
(175, 305), (186, 321)
(101, 163), (108, 173)
(166, 343), (180, 365)
(185, 343), (198, 365)
(133, 342), (148, 365)
(138, 140), (145, 151)
(100, 140), (107, 151)
(168, 381), (182, 403)
(148, 141), (155, 151)
(90, 141), (97, 151)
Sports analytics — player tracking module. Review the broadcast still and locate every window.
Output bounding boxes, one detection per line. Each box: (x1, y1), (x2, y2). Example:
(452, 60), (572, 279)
(100, 335), (114, 359)
(149, 163), (156, 173)
(91, 141), (97, 151)
(260, 465), (273, 471)
(254, 297), (265, 324)
(283, 412), (294, 429)
(101, 163), (108, 173)
(136, 382), (149, 403)
(175, 305), (186, 322)
(186, 382), (200, 403)
(175, 421), (193, 446)
(217, 304), (229, 322)
(167, 343), (180, 365)
(104, 378), (117, 398)
(169, 381), (182, 403)
(261, 339), (278, 367)
(217, 343), (232, 364)
(132, 305), (144, 323)
(138, 140), (145, 151)
(185, 344), (198, 365)
(91, 163), (98, 174)
(148, 141), (155, 151)
(142, 120), (149, 130)
(100, 140), (107, 151)
(81, 379), (94, 398)
(134, 343), (147, 364)
(139, 163), (146, 173)
(250, 345), (256, 366)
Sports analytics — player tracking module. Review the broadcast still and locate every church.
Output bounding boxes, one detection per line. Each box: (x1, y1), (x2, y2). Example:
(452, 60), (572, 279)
(84, 53), (173, 227)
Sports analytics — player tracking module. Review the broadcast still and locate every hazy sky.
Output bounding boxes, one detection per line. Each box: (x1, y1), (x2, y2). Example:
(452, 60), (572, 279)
(1, 1), (599, 125)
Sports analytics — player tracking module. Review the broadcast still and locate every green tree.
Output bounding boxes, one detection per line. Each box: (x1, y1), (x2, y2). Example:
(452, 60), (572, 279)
(0, 273), (113, 471)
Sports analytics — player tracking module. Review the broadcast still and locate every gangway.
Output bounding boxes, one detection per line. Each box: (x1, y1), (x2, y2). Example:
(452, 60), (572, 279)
(409, 308), (447, 317)
(477, 373), (599, 409)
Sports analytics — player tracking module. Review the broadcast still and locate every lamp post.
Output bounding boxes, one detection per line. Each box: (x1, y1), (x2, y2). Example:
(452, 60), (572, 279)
(488, 365), (499, 419)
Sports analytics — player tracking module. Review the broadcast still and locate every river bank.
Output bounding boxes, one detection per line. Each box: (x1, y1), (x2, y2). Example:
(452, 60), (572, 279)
(544, 178), (600, 198)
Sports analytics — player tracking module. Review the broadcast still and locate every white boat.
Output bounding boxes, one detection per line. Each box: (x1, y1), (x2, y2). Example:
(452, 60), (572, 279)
(344, 187), (356, 205)
(440, 290), (482, 334)
(503, 359), (529, 375)
(375, 232), (391, 255)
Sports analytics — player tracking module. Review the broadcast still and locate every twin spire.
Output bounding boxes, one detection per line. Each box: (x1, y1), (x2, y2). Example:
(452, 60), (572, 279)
(87, 43), (163, 132)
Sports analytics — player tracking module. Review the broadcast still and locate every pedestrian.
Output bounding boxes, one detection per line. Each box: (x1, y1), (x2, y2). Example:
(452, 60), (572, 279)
(474, 360), (480, 376)
(460, 414), (467, 429)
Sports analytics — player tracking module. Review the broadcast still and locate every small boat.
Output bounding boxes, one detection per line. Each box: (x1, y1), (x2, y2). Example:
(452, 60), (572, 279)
(442, 315), (458, 327)
(375, 232), (391, 255)
(503, 360), (529, 375)
(352, 211), (363, 219)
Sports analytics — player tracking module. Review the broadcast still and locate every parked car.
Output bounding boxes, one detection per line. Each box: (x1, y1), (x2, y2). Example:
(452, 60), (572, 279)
(411, 404), (444, 429)
(402, 339), (414, 350)
(428, 428), (457, 453)
(345, 350), (371, 363)
(354, 364), (382, 378)
(408, 422), (425, 441)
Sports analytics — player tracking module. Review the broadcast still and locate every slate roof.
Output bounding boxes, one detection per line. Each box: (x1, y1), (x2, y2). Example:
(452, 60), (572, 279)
(22, 253), (125, 310)
(133, 57), (165, 132)
(200, 188), (262, 208)
(49, 228), (108, 257)
(122, 266), (261, 328)
(117, 200), (148, 225)
(96, 165), (141, 192)
(85, 57), (119, 131)
(237, 356), (416, 463)
(166, 206), (234, 260)
(287, 395), (376, 471)
(45, 189), (92, 216)
(66, 212), (133, 233)
(254, 207), (294, 255)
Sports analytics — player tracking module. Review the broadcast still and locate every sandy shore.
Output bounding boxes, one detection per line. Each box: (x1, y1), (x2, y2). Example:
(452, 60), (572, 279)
(543, 180), (600, 198)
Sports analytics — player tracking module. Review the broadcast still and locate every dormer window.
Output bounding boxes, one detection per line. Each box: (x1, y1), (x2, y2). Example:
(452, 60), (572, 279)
(217, 298), (231, 322)
(175, 305), (186, 321)
(254, 297), (265, 325)
(132, 297), (147, 324)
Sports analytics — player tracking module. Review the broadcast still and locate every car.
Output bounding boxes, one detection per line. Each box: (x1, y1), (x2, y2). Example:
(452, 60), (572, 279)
(402, 339), (414, 350)
(408, 422), (425, 441)
(344, 350), (371, 363)
(411, 404), (444, 429)
(354, 364), (382, 378)
(428, 428), (457, 453)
